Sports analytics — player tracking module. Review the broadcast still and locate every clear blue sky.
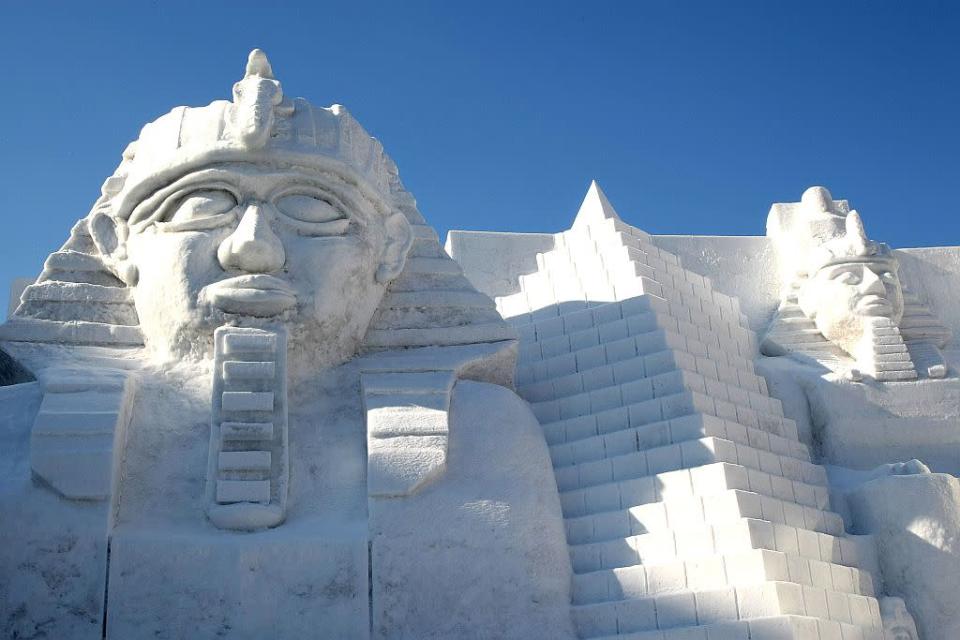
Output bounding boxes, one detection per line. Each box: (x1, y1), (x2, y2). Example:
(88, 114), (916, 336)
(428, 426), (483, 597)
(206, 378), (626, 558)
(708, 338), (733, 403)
(1, 1), (958, 292)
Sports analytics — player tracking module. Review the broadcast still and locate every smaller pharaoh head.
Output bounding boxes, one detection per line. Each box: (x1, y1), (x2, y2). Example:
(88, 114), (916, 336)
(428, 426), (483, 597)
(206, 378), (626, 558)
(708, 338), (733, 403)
(766, 186), (907, 367)
(796, 209), (904, 355)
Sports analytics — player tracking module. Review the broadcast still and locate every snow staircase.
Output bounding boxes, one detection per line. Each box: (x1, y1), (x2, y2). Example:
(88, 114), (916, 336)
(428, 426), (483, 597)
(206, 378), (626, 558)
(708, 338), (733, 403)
(499, 183), (887, 639)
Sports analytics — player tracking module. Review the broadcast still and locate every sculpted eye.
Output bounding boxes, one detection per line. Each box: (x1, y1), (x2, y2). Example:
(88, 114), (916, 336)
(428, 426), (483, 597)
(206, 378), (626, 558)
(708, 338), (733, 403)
(275, 194), (350, 235)
(832, 271), (860, 285)
(158, 190), (238, 232)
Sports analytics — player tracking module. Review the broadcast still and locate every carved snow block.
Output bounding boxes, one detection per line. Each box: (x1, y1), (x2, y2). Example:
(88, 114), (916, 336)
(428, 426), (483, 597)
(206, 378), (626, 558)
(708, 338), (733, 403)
(30, 368), (136, 500)
(362, 370), (455, 498)
(205, 326), (288, 530)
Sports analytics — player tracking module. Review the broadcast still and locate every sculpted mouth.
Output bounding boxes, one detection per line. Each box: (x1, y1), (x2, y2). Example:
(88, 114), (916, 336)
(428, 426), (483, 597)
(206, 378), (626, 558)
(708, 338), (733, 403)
(855, 295), (892, 316)
(206, 275), (297, 317)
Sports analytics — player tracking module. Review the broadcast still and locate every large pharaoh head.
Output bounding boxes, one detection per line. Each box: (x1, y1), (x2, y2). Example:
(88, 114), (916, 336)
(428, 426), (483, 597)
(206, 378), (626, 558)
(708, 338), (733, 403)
(85, 50), (413, 365)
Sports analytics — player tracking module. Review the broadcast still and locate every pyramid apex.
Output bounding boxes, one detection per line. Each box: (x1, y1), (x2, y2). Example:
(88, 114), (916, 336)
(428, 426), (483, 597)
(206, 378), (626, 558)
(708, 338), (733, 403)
(573, 180), (621, 230)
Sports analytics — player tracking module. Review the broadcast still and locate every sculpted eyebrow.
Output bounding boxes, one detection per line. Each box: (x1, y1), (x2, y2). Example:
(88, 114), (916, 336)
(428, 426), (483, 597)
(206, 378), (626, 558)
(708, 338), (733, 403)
(128, 172), (241, 227)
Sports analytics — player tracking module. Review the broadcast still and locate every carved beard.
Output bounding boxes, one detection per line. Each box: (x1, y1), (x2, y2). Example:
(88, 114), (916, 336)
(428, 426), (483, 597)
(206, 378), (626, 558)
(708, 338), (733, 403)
(814, 313), (871, 358)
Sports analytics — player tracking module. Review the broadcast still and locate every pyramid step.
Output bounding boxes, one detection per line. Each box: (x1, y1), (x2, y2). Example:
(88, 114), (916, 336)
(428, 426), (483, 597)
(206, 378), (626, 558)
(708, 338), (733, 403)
(43, 250), (106, 272)
(37, 271), (124, 287)
(408, 224), (441, 256)
(389, 269), (476, 293)
(559, 460), (829, 520)
(16, 297), (138, 325)
(568, 519), (874, 576)
(494, 291), (532, 320)
(546, 397), (798, 467)
(572, 582), (882, 639)
(587, 615), (884, 640)
(869, 359), (914, 371)
(518, 285), (752, 362)
(519, 350), (767, 406)
(0, 316), (144, 346)
(556, 434), (822, 491)
(369, 304), (504, 331)
(563, 489), (845, 546)
(21, 280), (131, 303)
(514, 295), (663, 342)
(362, 322), (516, 349)
(572, 548), (875, 606)
(863, 343), (909, 355)
(549, 411), (809, 465)
(520, 340), (766, 416)
(559, 459), (828, 521)
(875, 370), (918, 382)
(530, 368), (691, 421)
(402, 256), (463, 275)
(529, 368), (782, 432)
(409, 238), (444, 259)
(378, 289), (496, 309)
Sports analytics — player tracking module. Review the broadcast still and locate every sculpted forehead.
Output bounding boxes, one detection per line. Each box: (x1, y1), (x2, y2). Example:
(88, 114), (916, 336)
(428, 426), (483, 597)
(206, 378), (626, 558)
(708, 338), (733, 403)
(815, 260), (898, 280)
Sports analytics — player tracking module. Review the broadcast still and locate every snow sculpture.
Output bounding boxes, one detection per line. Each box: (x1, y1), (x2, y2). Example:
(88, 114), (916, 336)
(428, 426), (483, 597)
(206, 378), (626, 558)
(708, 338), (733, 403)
(1, 50), (575, 639)
(763, 186), (950, 381)
(3, 47), (959, 640)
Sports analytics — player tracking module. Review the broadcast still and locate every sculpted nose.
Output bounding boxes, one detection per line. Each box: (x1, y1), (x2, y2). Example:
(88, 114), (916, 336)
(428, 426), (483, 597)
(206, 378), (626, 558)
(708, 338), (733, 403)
(217, 203), (285, 273)
(859, 267), (886, 295)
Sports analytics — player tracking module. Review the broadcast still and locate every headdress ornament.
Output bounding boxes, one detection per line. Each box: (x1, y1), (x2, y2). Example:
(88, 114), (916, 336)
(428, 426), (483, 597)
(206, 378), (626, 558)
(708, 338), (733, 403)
(803, 209), (895, 276)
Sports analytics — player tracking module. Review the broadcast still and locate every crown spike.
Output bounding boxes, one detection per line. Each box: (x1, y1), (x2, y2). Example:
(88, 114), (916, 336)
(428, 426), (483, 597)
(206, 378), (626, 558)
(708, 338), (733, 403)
(846, 210), (869, 253)
(245, 49), (275, 80)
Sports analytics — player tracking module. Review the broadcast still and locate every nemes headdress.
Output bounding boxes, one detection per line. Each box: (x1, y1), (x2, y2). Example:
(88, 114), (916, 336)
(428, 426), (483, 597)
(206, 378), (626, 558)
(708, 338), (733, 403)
(804, 209), (896, 275)
(767, 186), (893, 286)
(95, 49), (420, 226)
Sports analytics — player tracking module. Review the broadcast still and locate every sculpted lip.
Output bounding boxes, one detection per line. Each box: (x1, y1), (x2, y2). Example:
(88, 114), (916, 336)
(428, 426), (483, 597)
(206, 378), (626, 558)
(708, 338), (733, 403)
(206, 274), (297, 317)
(855, 295), (891, 315)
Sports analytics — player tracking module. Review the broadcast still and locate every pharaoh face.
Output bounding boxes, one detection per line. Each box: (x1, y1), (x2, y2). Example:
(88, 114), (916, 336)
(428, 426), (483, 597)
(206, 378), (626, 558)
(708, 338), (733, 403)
(797, 259), (904, 351)
(97, 161), (411, 366)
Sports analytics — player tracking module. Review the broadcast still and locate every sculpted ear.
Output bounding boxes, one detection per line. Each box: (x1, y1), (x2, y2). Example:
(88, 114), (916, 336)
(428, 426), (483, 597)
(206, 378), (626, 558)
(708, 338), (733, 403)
(88, 212), (139, 286)
(375, 211), (413, 284)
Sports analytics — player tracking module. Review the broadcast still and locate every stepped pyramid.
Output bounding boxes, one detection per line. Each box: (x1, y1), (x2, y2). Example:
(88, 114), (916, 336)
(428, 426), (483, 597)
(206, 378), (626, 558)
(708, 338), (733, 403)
(899, 288), (951, 378)
(497, 182), (890, 639)
(0, 215), (144, 346)
(362, 210), (516, 351)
